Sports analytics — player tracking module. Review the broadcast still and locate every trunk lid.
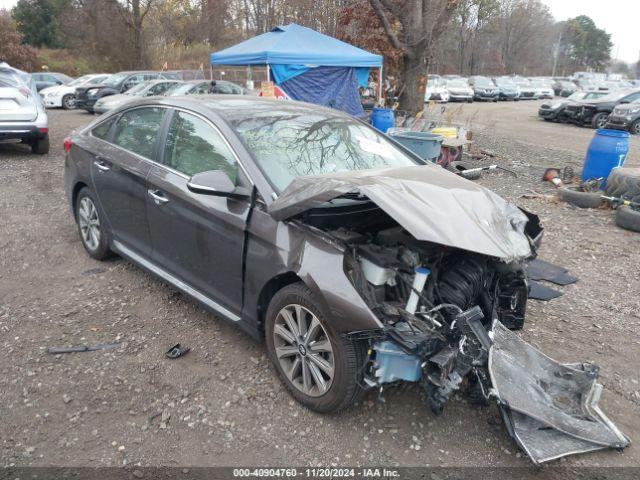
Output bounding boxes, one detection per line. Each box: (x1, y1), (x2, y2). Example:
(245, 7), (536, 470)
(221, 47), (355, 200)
(268, 165), (533, 261)
(0, 64), (38, 122)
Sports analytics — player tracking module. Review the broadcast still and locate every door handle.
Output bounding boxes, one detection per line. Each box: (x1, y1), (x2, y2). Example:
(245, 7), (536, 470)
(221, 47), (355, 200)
(148, 189), (169, 206)
(93, 160), (110, 172)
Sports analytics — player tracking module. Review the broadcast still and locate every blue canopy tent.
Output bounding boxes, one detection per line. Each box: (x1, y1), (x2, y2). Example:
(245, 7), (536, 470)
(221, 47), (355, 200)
(210, 24), (383, 116)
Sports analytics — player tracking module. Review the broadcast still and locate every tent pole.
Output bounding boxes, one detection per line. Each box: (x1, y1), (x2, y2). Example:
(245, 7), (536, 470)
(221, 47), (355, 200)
(210, 64), (213, 81)
(378, 65), (383, 105)
(266, 63), (270, 82)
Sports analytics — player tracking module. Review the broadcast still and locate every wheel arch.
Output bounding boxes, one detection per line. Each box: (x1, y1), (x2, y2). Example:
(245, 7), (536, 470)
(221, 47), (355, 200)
(256, 271), (303, 336)
(71, 181), (88, 214)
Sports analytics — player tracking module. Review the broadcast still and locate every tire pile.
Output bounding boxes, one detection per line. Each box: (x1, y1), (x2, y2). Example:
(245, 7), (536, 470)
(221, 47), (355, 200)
(558, 167), (640, 233)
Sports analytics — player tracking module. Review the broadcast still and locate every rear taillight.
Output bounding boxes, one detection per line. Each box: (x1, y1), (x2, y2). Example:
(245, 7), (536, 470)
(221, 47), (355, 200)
(39, 128), (48, 134)
(63, 136), (72, 153)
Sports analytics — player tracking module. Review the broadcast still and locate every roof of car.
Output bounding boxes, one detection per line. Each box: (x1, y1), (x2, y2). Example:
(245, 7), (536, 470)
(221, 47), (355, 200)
(128, 95), (344, 120)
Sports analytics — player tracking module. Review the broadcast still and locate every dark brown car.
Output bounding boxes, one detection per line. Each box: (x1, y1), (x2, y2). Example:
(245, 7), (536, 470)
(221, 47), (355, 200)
(63, 95), (539, 413)
(63, 96), (633, 463)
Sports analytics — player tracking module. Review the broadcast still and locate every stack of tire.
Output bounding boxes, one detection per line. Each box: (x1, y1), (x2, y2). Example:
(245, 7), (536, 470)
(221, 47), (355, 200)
(558, 167), (640, 233)
(605, 168), (640, 233)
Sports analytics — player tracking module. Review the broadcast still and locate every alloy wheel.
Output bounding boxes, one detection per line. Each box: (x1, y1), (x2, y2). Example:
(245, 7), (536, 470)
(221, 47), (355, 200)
(597, 115), (609, 129)
(633, 122), (640, 135)
(272, 304), (334, 397)
(63, 95), (76, 110)
(78, 197), (101, 251)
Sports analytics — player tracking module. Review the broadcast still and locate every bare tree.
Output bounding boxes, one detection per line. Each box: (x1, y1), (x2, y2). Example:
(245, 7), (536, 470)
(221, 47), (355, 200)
(111, 0), (159, 68)
(369, 0), (460, 112)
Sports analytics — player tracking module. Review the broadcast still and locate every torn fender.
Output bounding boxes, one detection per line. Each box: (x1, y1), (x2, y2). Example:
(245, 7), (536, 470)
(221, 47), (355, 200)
(268, 165), (532, 261)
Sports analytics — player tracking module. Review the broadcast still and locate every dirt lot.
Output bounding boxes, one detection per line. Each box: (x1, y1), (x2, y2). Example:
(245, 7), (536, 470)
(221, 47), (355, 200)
(1, 100), (639, 470)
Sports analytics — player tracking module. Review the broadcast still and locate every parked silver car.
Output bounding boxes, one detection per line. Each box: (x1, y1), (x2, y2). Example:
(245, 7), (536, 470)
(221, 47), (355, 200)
(93, 79), (182, 114)
(0, 62), (49, 154)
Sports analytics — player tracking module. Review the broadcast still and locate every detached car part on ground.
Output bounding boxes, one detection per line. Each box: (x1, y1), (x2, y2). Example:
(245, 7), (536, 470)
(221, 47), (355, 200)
(64, 96), (629, 463)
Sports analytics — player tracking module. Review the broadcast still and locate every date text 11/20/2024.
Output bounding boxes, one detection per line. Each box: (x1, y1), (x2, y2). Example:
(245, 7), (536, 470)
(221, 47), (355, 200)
(232, 468), (400, 478)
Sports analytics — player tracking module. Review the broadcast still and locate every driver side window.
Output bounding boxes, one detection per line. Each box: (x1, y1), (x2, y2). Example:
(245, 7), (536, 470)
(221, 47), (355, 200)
(163, 111), (237, 182)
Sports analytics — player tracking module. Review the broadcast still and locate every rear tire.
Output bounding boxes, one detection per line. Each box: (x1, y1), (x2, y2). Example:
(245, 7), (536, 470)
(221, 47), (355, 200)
(558, 187), (604, 209)
(631, 119), (640, 135)
(31, 134), (49, 154)
(75, 187), (112, 260)
(265, 282), (367, 413)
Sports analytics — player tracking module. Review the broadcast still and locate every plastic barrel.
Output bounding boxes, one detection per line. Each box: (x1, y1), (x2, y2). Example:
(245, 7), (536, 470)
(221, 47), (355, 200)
(582, 129), (629, 188)
(389, 131), (444, 162)
(370, 108), (395, 133)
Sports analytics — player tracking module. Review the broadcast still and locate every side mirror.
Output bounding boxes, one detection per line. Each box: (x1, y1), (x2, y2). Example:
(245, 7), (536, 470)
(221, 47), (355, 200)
(187, 170), (249, 198)
(619, 100), (629, 104)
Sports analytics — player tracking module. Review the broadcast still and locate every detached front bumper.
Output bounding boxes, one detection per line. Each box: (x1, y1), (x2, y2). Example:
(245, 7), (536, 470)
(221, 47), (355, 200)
(490, 322), (630, 464)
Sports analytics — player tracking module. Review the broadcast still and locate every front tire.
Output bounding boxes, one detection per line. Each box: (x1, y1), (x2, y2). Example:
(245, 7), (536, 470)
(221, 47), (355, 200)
(265, 282), (367, 413)
(592, 112), (609, 129)
(75, 187), (111, 260)
(62, 94), (76, 110)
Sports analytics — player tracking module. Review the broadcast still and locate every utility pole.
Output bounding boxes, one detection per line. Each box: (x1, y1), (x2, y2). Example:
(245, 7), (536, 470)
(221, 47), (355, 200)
(551, 30), (562, 78)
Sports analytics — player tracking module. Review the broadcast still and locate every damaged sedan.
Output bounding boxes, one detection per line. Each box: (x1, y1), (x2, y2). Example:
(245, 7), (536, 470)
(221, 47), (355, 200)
(64, 96), (629, 463)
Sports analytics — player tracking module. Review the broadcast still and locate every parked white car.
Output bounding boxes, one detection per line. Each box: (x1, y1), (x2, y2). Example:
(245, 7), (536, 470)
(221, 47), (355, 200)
(0, 62), (49, 154)
(529, 79), (554, 99)
(445, 78), (474, 102)
(424, 77), (450, 102)
(40, 74), (110, 110)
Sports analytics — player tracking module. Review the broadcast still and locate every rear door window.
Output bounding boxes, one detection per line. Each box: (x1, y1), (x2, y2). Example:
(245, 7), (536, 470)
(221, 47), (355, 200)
(91, 116), (117, 140)
(112, 107), (165, 159)
(162, 110), (237, 181)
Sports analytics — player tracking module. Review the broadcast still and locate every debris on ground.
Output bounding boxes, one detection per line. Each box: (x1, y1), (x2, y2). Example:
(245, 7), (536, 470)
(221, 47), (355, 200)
(165, 343), (190, 359)
(46, 342), (120, 354)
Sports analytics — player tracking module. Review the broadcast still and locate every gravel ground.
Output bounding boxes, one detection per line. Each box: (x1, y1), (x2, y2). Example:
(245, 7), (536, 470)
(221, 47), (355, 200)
(1, 101), (639, 470)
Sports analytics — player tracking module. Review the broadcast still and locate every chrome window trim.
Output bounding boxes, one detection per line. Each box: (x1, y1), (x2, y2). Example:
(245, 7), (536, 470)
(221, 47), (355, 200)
(162, 106), (254, 186)
(87, 103), (254, 187)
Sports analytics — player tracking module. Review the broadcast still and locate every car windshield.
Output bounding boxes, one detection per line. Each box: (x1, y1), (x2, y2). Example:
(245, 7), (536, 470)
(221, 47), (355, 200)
(124, 82), (151, 95)
(598, 90), (637, 102)
(102, 73), (128, 87)
(167, 83), (197, 95)
(68, 75), (93, 86)
(473, 77), (494, 87)
(514, 79), (530, 86)
(230, 108), (422, 193)
(531, 80), (551, 87)
(447, 80), (468, 88)
(567, 92), (587, 100)
(495, 79), (515, 87)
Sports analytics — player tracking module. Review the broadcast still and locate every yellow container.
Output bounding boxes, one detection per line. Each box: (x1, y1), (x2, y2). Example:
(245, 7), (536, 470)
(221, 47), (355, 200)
(431, 127), (457, 139)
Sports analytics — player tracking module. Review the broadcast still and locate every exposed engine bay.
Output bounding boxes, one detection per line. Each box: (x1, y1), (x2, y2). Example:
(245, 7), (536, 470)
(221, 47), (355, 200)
(297, 196), (629, 463)
(306, 200), (529, 413)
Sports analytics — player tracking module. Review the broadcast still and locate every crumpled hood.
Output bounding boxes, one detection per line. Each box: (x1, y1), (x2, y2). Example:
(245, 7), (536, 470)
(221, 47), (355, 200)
(269, 165), (532, 261)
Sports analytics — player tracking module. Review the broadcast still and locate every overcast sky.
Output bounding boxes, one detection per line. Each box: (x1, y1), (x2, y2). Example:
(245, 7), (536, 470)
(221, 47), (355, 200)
(0, 0), (638, 63)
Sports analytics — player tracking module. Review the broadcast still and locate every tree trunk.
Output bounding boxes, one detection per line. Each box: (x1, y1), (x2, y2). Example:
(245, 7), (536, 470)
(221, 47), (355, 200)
(398, 52), (426, 113)
(131, 0), (144, 68)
